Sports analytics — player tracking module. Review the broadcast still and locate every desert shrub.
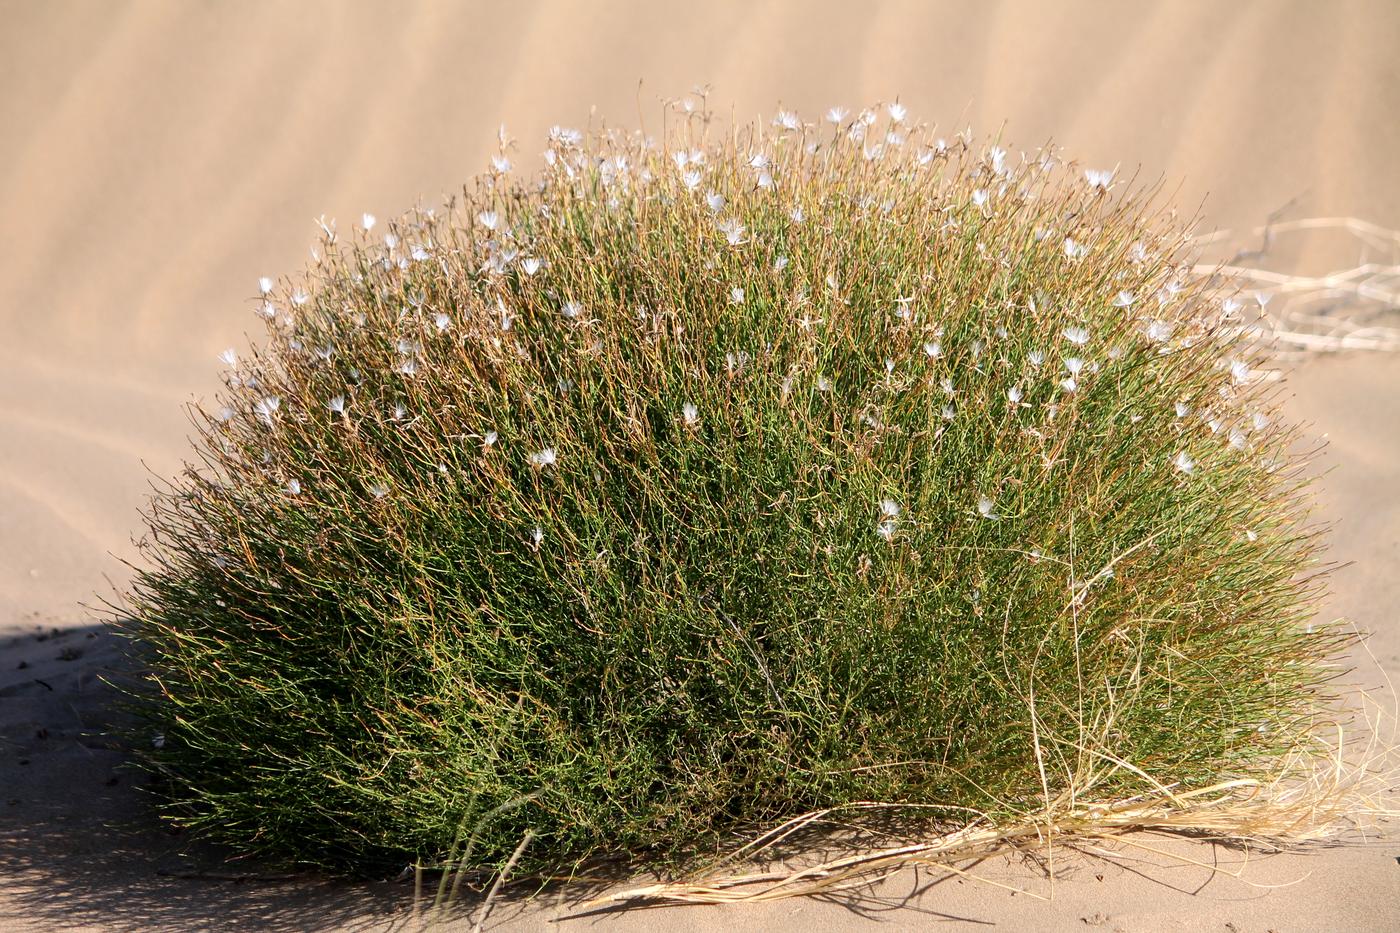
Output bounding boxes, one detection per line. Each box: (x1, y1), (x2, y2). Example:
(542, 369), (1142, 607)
(123, 103), (1347, 878)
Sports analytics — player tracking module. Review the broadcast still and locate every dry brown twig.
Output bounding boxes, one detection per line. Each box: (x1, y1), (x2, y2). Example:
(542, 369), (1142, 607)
(1192, 216), (1400, 358)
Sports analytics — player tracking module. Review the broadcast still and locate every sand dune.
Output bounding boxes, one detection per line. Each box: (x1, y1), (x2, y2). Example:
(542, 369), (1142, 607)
(2, 1), (1398, 929)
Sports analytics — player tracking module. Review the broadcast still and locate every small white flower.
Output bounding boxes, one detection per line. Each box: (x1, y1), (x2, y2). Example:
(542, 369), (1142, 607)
(825, 106), (849, 124)
(682, 169), (702, 190)
(219, 348), (238, 366)
(773, 255), (789, 272)
(254, 396), (281, 426)
(528, 447), (558, 469)
(880, 499), (901, 520)
(705, 190), (725, 212)
(1146, 320), (1173, 343)
(940, 377), (955, 395)
(816, 375), (832, 392)
(393, 403), (407, 422)
(1246, 529), (1259, 542)
(411, 244), (431, 262)
(1008, 385), (1023, 404)
(215, 406), (234, 422)
(482, 430), (498, 449)
(924, 341), (942, 359)
(477, 210), (499, 231)
(1059, 377), (1078, 393)
(258, 276), (274, 295)
(876, 519), (897, 541)
(292, 290), (309, 306)
(1222, 297), (1243, 317)
(384, 232), (399, 250)
(884, 357), (895, 376)
(1228, 428), (1248, 450)
(530, 525), (544, 548)
(1251, 412), (1270, 431)
(520, 258), (542, 276)
(971, 188), (989, 207)
(434, 312), (451, 332)
(1172, 451), (1196, 475)
(1175, 401), (1190, 418)
(1028, 349), (1045, 367)
(398, 358), (418, 376)
(285, 478), (301, 495)
(716, 217), (746, 246)
(790, 206), (805, 224)
(730, 287), (745, 304)
(1112, 291), (1135, 308)
(887, 101), (907, 123)
(1129, 242), (1149, 264)
(682, 402), (699, 427)
(941, 403), (956, 421)
(327, 394), (346, 415)
(977, 496), (998, 520)
(1084, 168), (1114, 190)
(361, 213), (376, 231)
(1064, 237), (1087, 260)
(368, 482), (389, 499)
(774, 109), (802, 131)
(491, 155), (512, 174)
(1230, 359), (1251, 384)
(562, 300), (583, 319)
(1064, 357), (1085, 376)
(1063, 326), (1090, 346)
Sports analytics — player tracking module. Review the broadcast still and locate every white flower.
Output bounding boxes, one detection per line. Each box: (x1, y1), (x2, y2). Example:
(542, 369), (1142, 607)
(816, 375), (832, 392)
(790, 206), (805, 224)
(361, 213), (376, 231)
(254, 396), (281, 426)
(773, 109), (801, 131)
(520, 258), (543, 276)
(1222, 297), (1243, 317)
(773, 255), (789, 272)
(498, 297), (514, 331)
(384, 232), (399, 250)
(1175, 401), (1190, 418)
(258, 276), (274, 295)
(368, 482), (389, 499)
(411, 244), (431, 262)
(887, 101), (907, 123)
(1064, 237), (1087, 260)
(1230, 360), (1251, 384)
(1063, 326), (1090, 346)
(482, 430), (498, 449)
(1251, 412), (1270, 431)
(562, 300), (583, 319)
(682, 402), (699, 427)
(748, 152), (769, 170)
(1084, 168), (1114, 190)
(1059, 377), (1078, 393)
(1008, 385), (1023, 404)
(730, 287), (745, 304)
(977, 496), (998, 519)
(292, 290), (309, 306)
(879, 499), (901, 520)
(876, 519), (897, 541)
(1228, 428), (1248, 450)
(327, 394), (346, 415)
(924, 341), (942, 359)
(757, 170), (775, 190)
(491, 155), (512, 174)
(285, 478), (301, 495)
(529, 525), (544, 548)
(1112, 291), (1136, 307)
(941, 403), (956, 421)
(1129, 242), (1149, 264)
(398, 358), (418, 376)
(1028, 349), (1045, 367)
(219, 348), (237, 366)
(988, 146), (1007, 174)
(1064, 357), (1085, 376)
(1145, 320), (1173, 343)
(825, 106), (849, 124)
(393, 403), (407, 422)
(1172, 451), (1196, 475)
(549, 125), (582, 146)
(528, 447), (557, 469)
(716, 217), (746, 246)
(477, 210), (499, 231)
(706, 191), (725, 212)
(682, 169), (702, 190)
(971, 188), (989, 207)
(434, 312), (451, 332)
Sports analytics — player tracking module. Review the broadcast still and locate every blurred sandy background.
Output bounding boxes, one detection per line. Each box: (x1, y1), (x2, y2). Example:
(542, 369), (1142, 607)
(1, 1), (1398, 929)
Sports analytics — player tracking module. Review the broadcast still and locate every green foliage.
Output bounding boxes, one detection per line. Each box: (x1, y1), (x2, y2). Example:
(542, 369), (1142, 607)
(123, 106), (1346, 878)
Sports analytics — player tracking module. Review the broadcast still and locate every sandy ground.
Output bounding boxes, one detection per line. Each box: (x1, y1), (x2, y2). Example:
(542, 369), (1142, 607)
(2, 1), (1399, 929)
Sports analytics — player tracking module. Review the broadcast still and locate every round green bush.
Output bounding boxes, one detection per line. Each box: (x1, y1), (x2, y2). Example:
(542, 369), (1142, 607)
(127, 104), (1343, 877)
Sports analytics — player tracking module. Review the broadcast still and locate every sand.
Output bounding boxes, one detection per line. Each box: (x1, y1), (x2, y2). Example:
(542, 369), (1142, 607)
(2, 1), (1398, 929)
